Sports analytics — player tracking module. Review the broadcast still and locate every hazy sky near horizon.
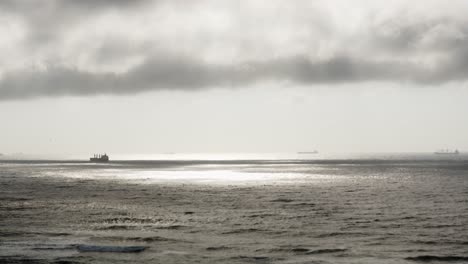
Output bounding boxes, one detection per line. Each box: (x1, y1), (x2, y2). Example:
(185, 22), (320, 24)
(1, 0), (468, 155)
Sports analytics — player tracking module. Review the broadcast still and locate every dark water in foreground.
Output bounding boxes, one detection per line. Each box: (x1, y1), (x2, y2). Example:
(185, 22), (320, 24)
(1, 155), (467, 263)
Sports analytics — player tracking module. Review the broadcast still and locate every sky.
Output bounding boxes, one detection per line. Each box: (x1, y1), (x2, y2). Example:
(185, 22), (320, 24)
(1, 0), (468, 157)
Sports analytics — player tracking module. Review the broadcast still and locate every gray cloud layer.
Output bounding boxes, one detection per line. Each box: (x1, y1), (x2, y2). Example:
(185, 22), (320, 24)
(0, 0), (150, 47)
(3, 52), (468, 100)
(1, 1), (468, 100)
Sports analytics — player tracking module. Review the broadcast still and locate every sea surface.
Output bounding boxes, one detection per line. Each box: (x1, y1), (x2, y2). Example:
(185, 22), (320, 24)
(1, 153), (467, 263)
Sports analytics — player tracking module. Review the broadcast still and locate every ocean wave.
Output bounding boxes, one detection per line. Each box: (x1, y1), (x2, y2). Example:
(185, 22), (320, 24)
(270, 198), (295, 203)
(268, 247), (347, 255)
(289, 202), (317, 207)
(153, 224), (187, 230)
(91, 235), (177, 243)
(0, 231), (71, 237)
(268, 247), (310, 253)
(233, 255), (271, 261)
(126, 236), (176, 243)
(222, 228), (266, 234)
(32, 244), (77, 251)
(97, 225), (139, 230)
(101, 216), (159, 224)
(206, 246), (232, 251)
(410, 239), (468, 246)
(316, 232), (370, 238)
(77, 245), (147, 253)
(306, 248), (348, 255)
(0, 255), (99, 263)
(405, 255), (468, 262)
(245, 213), (276, 218)
(0, 196), (32, 201)
(0, 257), (42, 264)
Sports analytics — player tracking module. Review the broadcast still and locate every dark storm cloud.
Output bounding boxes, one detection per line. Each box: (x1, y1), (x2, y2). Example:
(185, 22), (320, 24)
(2, 51), (468, 100)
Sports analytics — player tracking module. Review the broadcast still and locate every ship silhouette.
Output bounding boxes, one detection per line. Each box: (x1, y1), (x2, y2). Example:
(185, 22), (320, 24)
(297, 150), (319, 154)
(90, 153), (109, 162)
(434, 149), (459, 155)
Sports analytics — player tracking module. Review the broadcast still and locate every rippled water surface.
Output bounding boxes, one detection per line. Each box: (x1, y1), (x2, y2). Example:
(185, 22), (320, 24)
(1, 154), (467, 263)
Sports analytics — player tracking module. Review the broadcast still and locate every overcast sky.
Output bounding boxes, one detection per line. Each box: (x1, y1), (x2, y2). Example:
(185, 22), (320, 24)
(1, 0), (467, 157)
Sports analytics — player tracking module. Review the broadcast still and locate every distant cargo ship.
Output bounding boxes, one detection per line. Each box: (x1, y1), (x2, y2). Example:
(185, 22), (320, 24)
(297, 150), (319, 154)
(434, 149), (459, 155)
(90, 153), (109, 162)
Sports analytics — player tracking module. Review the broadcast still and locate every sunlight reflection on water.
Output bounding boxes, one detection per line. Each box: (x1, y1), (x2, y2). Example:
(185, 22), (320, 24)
(53, 167), (343, 185)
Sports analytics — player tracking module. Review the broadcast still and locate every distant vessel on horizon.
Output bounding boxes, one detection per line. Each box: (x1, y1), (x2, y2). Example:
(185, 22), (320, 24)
(434, 149), (459, 155)
(90, 153), (109, 162)
(297, 150), (319, 154)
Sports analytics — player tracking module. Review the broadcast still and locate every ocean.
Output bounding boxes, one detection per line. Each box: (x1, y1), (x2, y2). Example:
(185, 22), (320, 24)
(1, 153), (467, 263)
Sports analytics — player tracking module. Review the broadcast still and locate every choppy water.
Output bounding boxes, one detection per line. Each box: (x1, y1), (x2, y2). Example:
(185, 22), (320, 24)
(1, 154), (467, 263)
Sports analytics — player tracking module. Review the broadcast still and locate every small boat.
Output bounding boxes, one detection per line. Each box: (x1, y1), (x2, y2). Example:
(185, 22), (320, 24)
(434, 149), (459, 155)
(90, 153), (109, 162)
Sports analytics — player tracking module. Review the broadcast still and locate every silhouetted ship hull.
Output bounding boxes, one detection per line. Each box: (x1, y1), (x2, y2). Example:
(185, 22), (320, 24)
(434, 149), (459, 155)
(90, 153), (109, 162)
(297, 151), (319, 154)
